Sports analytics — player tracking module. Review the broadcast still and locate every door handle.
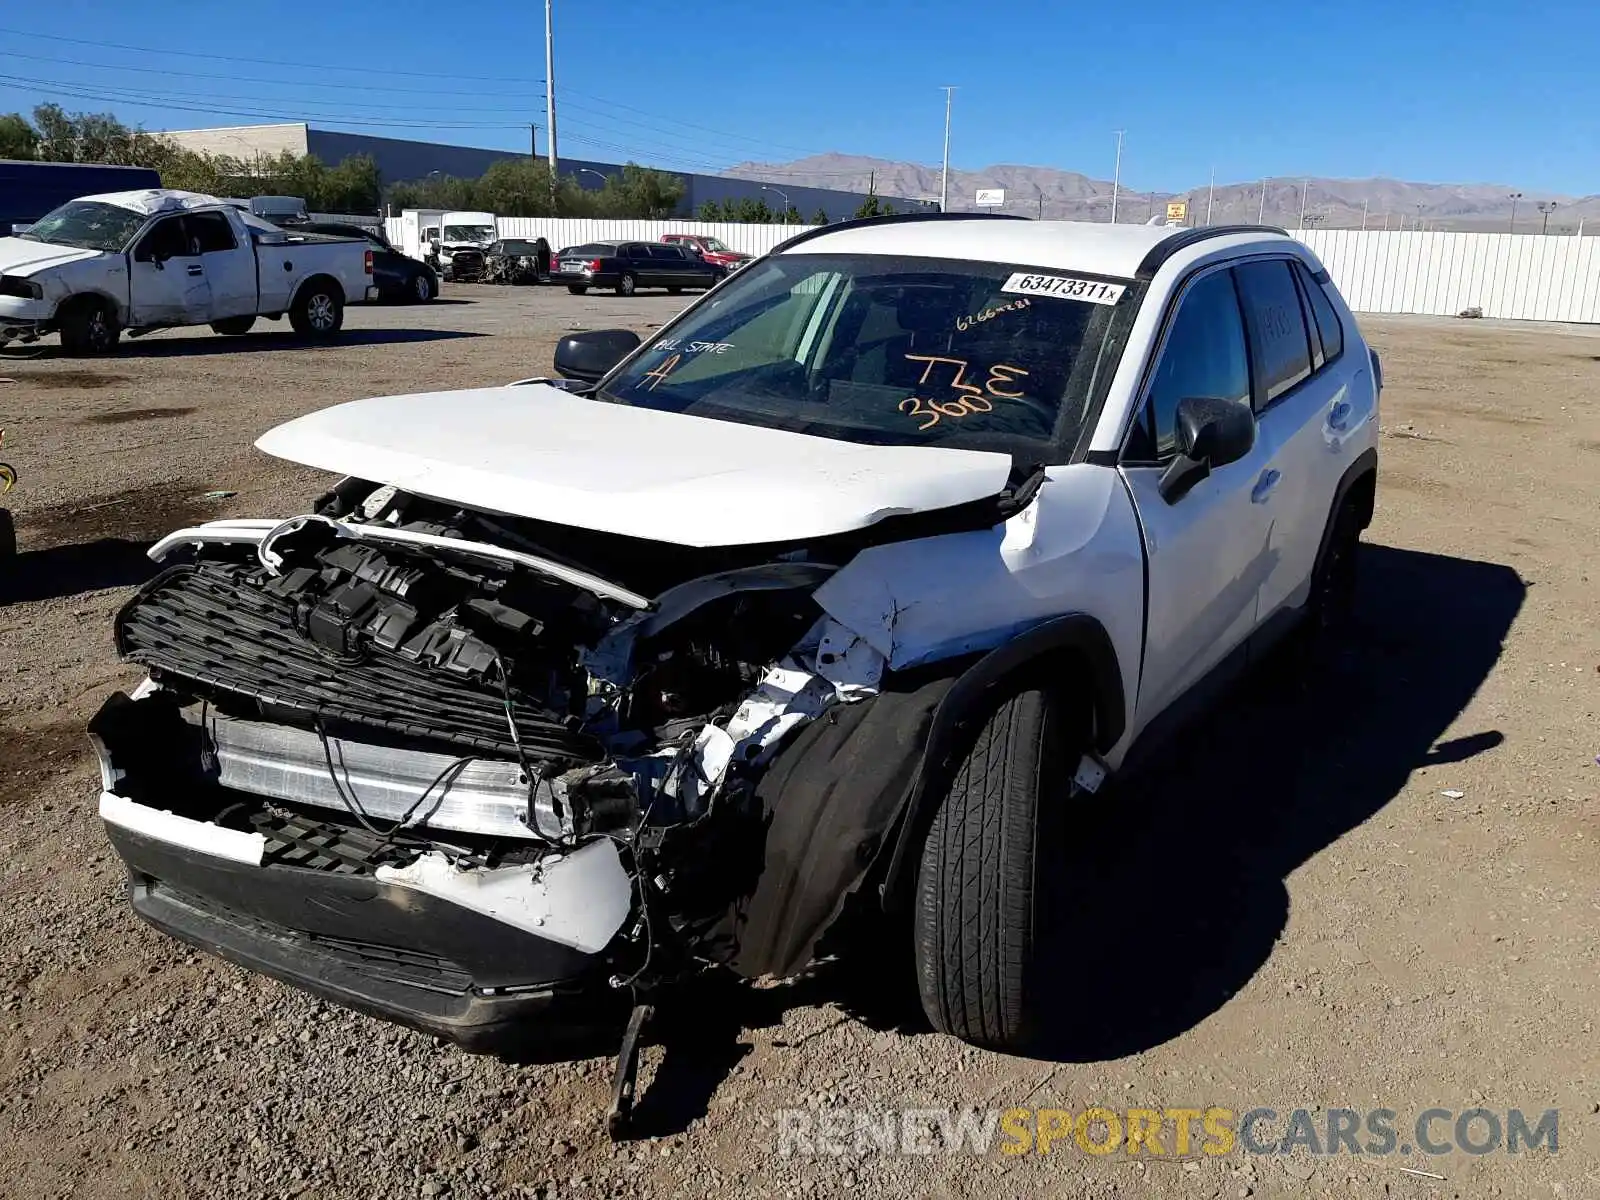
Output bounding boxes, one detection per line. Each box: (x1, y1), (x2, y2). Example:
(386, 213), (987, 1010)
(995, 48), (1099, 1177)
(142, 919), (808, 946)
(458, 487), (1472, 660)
(1327, 401), (1352, 432)
(186, 265), (204, 277)
(1251, 469), (1281, 504)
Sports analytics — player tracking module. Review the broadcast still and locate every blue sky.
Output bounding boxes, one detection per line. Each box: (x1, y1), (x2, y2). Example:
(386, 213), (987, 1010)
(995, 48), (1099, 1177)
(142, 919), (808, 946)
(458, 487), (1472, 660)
(1, 0), (1594, 195)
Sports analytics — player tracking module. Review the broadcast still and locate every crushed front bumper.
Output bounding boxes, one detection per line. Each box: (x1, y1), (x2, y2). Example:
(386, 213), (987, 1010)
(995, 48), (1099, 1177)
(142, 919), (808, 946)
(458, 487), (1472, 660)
(91, 689), (634, 1052)
(105, 822), (626, 1051)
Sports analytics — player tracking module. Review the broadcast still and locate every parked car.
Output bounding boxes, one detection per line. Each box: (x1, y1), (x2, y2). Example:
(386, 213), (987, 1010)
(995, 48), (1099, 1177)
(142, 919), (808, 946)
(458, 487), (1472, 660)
(661, 232), (751, 276)
(0, 189), (377, 354)
(92, 214), (1378, 1132)
(296, 221), (438, 303)
(557, 240), (721, 295)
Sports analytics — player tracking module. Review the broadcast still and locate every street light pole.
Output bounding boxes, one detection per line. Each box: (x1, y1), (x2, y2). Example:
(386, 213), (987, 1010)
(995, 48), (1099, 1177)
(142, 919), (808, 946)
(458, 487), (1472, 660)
(544, 0), (559, 194)
(1507, 192), (1522, 233)
(759, 185), (790, 223)
(1257, 179), (1267, 223)
(1298, 178), (1309, 228)
(1110, 130), (1124, 223)
(939, 87), (956, 213)
(1360, 198), (1369, 230)
(1205, 166), (1215, 227)
(1537, 200), (1557, 235)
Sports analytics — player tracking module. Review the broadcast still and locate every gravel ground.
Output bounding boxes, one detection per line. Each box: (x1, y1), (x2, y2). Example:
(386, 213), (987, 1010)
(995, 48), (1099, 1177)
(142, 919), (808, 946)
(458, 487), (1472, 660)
(1, 289), (1597, 1199)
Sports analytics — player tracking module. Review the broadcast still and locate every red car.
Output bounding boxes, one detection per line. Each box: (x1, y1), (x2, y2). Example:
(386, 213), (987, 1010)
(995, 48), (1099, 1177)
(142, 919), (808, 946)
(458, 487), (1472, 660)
(660, 233), (751, 276)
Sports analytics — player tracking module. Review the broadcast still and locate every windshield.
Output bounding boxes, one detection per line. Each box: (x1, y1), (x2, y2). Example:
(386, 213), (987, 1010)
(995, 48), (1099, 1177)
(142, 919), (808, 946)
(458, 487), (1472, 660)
(443, 224), (495, 243)
(19, 201), (147, 252)
(599, 253), (1129, 460)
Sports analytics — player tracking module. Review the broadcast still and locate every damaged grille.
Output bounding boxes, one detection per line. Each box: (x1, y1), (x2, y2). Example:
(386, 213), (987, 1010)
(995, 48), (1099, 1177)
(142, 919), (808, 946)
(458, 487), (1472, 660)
(118, 564), (602, 760)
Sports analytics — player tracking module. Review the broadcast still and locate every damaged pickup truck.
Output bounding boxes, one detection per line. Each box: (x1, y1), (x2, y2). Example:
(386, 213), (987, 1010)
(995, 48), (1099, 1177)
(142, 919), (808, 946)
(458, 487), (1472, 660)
(93, 213), (1379, 1124)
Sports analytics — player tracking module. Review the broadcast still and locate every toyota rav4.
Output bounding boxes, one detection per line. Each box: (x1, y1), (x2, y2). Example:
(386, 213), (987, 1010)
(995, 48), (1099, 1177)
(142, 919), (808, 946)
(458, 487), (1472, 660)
(92, 214), (1378, 1125)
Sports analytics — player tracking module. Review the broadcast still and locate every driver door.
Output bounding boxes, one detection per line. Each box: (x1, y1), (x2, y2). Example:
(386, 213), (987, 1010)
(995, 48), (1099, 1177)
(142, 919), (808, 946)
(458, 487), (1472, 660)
(129, 215), (212, 326)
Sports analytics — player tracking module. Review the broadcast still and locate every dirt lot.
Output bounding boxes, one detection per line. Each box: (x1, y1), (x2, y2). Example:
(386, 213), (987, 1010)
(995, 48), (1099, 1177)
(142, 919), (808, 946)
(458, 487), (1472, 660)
(1, 287), (1597, 1199)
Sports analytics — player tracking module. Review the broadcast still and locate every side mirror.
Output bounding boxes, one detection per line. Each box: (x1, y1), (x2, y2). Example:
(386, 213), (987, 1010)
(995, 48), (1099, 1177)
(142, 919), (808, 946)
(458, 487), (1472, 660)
(1158, 396), (1256, 504)
(554, 329), (642, 383)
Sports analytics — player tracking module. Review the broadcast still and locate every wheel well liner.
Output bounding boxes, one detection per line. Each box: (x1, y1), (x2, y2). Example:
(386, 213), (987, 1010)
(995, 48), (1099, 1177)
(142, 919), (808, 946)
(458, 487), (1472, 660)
(1310, 447), (1378, 583)
(727, 613), (1124, 979)
(291, 274), (344, 307)
(56, 290), (123, 324)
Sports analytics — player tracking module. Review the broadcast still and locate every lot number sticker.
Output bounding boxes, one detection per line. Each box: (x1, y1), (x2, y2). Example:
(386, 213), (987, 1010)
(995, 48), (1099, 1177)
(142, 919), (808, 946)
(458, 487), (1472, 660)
(1000, 273), (1126, 305)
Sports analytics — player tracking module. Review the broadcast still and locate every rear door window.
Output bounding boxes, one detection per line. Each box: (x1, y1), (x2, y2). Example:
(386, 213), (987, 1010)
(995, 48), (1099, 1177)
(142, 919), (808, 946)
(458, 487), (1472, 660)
(1234, 259), (1313, 408)
(186, 212), (237, 254)
(1294, 261), (1344, 365)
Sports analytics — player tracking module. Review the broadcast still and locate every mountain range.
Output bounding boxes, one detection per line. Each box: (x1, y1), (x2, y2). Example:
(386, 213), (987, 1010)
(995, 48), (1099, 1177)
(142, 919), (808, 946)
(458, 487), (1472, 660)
(722, 154), (1600, 232)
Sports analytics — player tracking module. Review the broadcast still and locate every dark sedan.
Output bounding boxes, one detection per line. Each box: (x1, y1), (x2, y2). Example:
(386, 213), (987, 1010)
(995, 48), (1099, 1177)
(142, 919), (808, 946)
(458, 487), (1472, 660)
(296, 222), (439, 303)
(557, 240), (721, 296)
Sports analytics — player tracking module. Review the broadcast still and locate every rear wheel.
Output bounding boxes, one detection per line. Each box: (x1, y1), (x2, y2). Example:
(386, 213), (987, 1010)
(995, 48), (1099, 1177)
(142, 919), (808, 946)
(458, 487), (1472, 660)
(210, 316), (256, 336)
(1309, 497), (1363, 636)
(567, 285), (589, 295)
(57, 296), (120, 356)
(616, 273), (636, 297)
(912, 685), (1077, 1051)
(410, 271), (436, 303)
(289, 280), (344, 338)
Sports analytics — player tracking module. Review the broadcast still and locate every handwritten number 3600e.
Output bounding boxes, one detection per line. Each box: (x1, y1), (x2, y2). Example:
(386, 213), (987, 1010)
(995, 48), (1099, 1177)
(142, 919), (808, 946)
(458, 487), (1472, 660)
(898, 354), (1030, 430)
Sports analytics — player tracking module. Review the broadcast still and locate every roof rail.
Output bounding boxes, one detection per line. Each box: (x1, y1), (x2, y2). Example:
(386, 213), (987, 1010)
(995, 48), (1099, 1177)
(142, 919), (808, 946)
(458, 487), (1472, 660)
(768, 210), (1030, 256)
(1134, 223), (1291, 279)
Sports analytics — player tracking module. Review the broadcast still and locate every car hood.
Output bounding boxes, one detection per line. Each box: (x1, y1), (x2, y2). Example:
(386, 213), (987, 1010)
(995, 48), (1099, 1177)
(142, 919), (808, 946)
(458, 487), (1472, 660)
(0, 237), (106, 275)
(256, 383), (1013, 547)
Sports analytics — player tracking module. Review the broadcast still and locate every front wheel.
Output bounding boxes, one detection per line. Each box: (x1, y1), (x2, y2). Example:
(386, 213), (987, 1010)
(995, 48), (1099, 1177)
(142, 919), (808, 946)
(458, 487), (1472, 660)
(288, 281), (344, 338)
(57, 297), (120, 356)
(912, 686), (1075, 1052)
(616, 273), (636, 297)
(210, 316), (256, 336)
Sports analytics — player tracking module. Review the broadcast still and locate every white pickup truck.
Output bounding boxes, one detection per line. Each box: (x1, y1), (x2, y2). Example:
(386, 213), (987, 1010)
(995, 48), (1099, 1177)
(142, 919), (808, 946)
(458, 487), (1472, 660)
(0, 189), (379, 355)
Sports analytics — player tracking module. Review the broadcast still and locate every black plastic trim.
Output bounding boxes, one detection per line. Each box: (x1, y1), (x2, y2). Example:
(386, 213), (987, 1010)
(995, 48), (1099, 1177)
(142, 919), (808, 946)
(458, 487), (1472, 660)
(766, 211), (1030, 256)
(1134, 224), (1291, 280)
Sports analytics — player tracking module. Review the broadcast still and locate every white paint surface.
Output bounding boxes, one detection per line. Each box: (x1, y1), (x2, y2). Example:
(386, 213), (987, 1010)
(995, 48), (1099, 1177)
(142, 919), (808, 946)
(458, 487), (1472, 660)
(374, 840), (631, 954)
(256, 383), (1013, 548)
(99, 792), (267, 866)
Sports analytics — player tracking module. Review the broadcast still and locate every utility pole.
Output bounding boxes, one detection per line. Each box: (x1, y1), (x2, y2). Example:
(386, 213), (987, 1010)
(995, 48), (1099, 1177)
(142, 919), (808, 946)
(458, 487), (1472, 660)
(530, 123), (538, 157)
(545, 0), (559, 196)
(1110, 130), (1124, 223)
(939, 87), (956, 213)
(1205, 166), (1215, 226)
(1507, 192), (1521, 233)
(1360, 198), (1368, 230)
(1298, 178), (1309, 228)
(1537, 200), (1557, 235)
(1257, 179), (1267, 223)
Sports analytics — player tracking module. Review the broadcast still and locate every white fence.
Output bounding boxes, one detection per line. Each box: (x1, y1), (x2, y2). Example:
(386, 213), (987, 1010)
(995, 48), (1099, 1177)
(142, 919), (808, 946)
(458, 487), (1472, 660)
(1297, 229), (1600, 323)
(383, 216), (1600, 324)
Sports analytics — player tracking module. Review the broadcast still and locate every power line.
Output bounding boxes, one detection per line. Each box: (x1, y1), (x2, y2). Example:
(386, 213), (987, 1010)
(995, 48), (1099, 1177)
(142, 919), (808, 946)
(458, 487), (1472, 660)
(0, 48), (544, 98)
(0, 26), (538, 83)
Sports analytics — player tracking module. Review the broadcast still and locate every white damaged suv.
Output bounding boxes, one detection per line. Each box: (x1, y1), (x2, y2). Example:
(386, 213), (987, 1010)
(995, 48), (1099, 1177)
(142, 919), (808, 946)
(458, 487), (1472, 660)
(93, 214), (1378, 1089)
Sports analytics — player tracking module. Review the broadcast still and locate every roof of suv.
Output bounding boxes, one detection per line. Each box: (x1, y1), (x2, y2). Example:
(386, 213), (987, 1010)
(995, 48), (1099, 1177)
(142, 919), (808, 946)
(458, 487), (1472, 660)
(780, 215), (1292, 280)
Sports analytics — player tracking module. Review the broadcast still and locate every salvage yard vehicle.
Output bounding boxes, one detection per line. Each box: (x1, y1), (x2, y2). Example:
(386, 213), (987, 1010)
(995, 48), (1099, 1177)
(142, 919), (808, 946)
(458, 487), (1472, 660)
(296, 221), (438, 303)
(430, 210), (498, 281)
(0, 189), (378, 355)
(92, 213), (1378, 1132)
(481, 238), (546, 285)
(660, 232), (752, 277)
(558, 239), (722, 295)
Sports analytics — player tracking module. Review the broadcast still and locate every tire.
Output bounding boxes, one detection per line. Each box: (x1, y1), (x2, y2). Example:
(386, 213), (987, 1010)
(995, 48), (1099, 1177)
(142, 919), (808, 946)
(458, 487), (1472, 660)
(57, 297), (120, 356)
(567, 285), (588, 296)
(288, 279), (344, 338)
(1307, 496), (1363, 637)
(410, 271), (436, 303)
(913, 685), (1075, 1051)
(210, 316), (256, 336)
(616, 273), (636, 297)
